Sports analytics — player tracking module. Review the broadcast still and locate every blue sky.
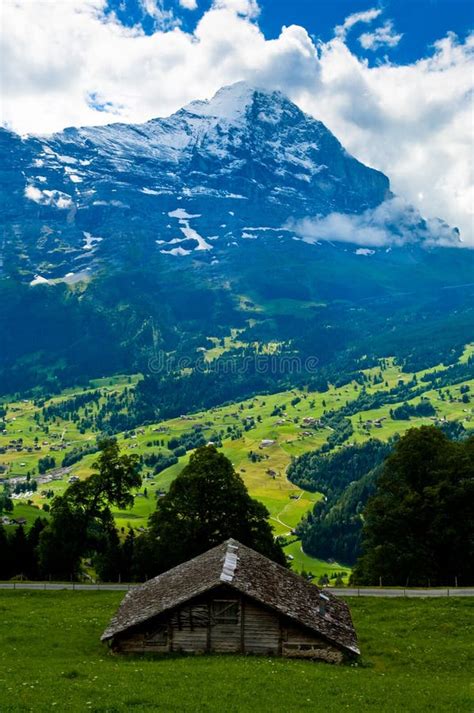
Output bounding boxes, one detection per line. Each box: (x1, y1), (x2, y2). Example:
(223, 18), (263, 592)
(105, 0), (473, 64)
(259, 0), (474, 61)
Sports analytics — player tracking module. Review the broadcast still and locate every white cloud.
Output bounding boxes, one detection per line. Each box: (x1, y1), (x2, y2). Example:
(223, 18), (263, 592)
(140, 0), (178, 27)
(287, 197), (462, 248)
(1, 2), (473, 244)
(300, 32), (474, 245)
(334, 8), (382, 39)
(212, 0), (259, 17)
(359, 20), (403, 50)
(179, 0), (198, 9)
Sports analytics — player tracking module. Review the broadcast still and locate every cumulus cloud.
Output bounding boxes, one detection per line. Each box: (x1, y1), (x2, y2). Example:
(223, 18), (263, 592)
(334, 8), (382, 39)
(288, 197), (462, 248)
(303, 32), (474, 246)
(359, 20), (403, 50)
(179, 0), (198, 9)
(1, 1), (473, 244)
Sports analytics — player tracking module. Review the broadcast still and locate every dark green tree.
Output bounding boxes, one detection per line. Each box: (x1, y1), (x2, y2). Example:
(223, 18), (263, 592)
(94, 524), (123, 582)
(121, 529), (137, 582)
(9, 526), (30, 578)
(0, 518), (46, 582)
(137, 445), (286, 577)
(0, 485), (13, 514)
(39, 438), (141, 579)
(0, 525), (12, 579)
(352, 427), (474, 586)
(26, 517), (48, 579)
(96, 527), (139, 583)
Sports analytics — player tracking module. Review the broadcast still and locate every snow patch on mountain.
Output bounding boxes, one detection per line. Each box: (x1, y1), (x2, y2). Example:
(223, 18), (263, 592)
(168, 208), (201, 220)
(167, 207), (213, 252)
(160, 246), (192, 257)
(30, 275), (51, 286)
(180, 224), (213, 251)
(25, 185), (73, 209)
(140, 188), (162, 195)
(83, 232), (103, 250)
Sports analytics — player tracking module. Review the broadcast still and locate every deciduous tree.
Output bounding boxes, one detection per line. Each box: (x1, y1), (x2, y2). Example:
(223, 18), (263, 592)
(137, 445), (286, 576)
(352, 427), (474, 586)
(39, 439), (140, 579)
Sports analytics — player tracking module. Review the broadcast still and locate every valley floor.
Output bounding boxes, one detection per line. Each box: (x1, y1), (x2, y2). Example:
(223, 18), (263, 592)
(1, 345), (473, 581)
(0, 592), (472, 712)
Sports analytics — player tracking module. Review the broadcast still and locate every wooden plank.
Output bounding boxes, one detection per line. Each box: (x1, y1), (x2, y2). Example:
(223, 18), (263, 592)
(172, 627), (207, 653)
(242, 600), (279, 655)
(206, 601), (211, 653)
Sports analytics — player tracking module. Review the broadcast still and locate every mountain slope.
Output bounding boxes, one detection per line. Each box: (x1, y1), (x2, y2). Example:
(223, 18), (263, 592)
(1, 82), (392, 282)
(0, 82), (473, 395)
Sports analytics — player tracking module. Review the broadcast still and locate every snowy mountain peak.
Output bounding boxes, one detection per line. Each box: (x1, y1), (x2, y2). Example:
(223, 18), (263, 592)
(183, 82), (259, 119)
(182, 82), (289, 122)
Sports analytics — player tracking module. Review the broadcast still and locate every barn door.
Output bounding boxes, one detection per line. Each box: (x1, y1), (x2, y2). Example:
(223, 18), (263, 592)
(210, 599), (241, 653)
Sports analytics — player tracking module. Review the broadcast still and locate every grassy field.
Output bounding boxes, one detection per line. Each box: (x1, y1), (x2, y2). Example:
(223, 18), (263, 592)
(1, 346), (473, 578)
(0, 591), (472, 712)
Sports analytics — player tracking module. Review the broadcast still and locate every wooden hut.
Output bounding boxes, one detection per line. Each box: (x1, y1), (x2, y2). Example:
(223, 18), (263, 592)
(101, 539), (359, 663)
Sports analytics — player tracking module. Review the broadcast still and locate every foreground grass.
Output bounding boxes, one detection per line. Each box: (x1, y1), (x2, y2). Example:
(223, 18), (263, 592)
(0, 593), (472, 712)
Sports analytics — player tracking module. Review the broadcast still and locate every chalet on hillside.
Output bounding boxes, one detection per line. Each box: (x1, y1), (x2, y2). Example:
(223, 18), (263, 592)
(101, 539), (359, 663)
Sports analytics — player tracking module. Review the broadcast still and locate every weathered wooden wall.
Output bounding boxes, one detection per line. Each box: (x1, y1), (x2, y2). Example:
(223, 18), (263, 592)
(113, 626), (169, 654)
(169, 603), (209, 654)
(242, 599), (280, 655)
(112, 587), (346, 663)
(282, 621), (344, 663)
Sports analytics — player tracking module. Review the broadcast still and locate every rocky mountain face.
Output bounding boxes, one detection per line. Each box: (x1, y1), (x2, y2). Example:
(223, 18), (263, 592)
(1, 83), (472, 394)
(1, 82), (395, 283)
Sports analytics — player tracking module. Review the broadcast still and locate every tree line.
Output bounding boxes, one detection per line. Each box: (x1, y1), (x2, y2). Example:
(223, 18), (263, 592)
(0, 442), (285, 582)
(1, 427), (472, 587)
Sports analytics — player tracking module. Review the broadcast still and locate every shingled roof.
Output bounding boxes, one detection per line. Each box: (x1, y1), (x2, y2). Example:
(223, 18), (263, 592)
(102, 539), (359, 655)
